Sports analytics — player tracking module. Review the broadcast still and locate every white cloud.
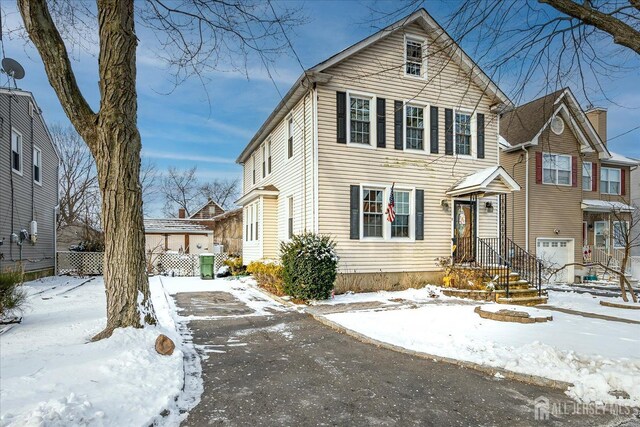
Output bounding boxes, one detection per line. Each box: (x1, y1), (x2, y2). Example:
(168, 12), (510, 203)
(142, 149), (235, 165)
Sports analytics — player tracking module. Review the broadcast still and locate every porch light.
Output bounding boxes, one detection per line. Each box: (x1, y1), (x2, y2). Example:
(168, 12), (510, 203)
(440, 199), (450, 210)
(485, 201), (494, 212)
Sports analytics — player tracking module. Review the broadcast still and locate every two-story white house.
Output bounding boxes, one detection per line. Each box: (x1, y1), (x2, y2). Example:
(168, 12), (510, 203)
(236, 9), (521, 291)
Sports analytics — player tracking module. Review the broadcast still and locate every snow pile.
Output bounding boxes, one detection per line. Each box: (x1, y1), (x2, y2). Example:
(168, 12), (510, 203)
(546, 290), (640, 322)
(326, 302), (640, 406)
(0, 276), (192, 427)
(313, 285), (452, 306)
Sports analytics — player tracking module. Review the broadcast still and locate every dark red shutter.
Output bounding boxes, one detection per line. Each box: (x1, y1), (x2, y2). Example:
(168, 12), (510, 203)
(571, 156), (578, 187)
(621, 169), (626, 195)
(591, 163), (597, 192)
(535, 152), (542, 184)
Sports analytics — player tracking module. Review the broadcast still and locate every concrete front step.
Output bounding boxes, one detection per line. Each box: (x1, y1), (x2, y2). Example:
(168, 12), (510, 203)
(496, 296), (548, 306)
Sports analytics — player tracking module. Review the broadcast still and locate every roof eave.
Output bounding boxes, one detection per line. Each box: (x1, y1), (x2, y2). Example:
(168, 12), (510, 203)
(236, 71), (332, 164)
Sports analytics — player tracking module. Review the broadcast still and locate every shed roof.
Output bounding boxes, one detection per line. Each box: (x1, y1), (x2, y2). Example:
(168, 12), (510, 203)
(144, 218), (213, 233)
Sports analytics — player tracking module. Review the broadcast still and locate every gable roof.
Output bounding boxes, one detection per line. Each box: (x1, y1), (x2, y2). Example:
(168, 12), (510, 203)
(446, 166), (520, 197)
(500, 88), (610, 158)
(0, 87), (61, 163)
(236, 8), (511, 164)
(189, 199), (224, 219)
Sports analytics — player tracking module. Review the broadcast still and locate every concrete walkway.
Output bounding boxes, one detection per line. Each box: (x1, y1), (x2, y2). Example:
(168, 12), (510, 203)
(174, 290), (639, 426)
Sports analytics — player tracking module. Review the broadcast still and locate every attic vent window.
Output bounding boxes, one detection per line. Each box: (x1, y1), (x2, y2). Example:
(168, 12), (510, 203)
(405, 39), (423, 77)
(551, 116), (564, 135)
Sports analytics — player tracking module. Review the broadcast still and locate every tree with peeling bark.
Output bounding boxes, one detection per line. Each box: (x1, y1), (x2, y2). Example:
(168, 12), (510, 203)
(17, 0), (302, 340)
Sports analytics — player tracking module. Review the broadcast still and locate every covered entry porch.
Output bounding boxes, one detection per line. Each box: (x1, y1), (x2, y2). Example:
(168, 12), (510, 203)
(446, 166), (545, 302)
(581, 199), (635, 278)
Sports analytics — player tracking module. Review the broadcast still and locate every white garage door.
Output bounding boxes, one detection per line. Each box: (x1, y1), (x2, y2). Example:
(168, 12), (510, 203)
(536, 239), (572, 283)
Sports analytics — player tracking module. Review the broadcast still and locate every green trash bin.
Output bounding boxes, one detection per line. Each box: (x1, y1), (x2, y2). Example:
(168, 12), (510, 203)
(200, 253), (215, 279)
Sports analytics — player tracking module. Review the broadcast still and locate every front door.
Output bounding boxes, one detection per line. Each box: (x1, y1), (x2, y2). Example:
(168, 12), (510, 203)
(594, 221), (609, 251)
(453, 200), (476, 262)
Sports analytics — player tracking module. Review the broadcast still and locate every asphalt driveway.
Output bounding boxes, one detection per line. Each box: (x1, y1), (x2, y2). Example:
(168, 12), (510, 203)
(176, 290), (638, 426)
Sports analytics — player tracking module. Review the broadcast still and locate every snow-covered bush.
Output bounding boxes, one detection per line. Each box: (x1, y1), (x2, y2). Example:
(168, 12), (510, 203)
(0, 270), (27, 319)
(280, 233), (338, 301)
(224, 256), (246, 276)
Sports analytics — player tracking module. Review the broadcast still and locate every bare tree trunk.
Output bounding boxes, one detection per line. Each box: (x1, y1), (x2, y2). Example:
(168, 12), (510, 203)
(19, 0), (156, 340)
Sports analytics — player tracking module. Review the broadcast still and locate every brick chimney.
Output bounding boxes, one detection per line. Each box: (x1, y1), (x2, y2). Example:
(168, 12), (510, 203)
(178, 208), (186, 218)
(585, 107), (607, 145)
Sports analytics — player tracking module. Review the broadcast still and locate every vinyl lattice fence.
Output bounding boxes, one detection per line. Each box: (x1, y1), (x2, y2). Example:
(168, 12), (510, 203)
(57, 251), (229, 277)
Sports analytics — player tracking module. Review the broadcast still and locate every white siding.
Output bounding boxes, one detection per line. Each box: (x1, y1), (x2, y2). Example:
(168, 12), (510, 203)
(316, 22), (501, 273)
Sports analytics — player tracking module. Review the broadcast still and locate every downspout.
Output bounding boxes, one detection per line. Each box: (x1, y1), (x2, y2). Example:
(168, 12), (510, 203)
(303, 91), (307, 231)
(313, 83), (319, 233)
(523, 146), (530, 250)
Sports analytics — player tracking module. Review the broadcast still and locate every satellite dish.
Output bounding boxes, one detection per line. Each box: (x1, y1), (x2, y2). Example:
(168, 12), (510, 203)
(2, 58), (25, 80)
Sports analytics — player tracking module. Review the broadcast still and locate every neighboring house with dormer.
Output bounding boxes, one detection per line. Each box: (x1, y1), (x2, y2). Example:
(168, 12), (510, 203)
(500, 88), (638, 283)
(236, 9), (529, 292)
(0, 88), (60, 277)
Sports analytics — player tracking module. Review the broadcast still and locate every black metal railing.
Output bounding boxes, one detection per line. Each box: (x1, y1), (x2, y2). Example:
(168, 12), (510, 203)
(453, 236), (543, 298)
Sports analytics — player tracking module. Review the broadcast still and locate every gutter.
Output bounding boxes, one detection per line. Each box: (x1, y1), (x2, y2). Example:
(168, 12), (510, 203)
(522, 146), (529, 250)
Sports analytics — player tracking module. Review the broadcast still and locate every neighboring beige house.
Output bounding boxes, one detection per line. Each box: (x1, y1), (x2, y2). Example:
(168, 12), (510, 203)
(500, 88), (638, 283)
(143, 200), (242, 255)
(236, 9), (523, 290)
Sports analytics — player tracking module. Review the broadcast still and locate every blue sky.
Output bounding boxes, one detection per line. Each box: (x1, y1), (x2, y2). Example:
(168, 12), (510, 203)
(2, 1), (639, 216)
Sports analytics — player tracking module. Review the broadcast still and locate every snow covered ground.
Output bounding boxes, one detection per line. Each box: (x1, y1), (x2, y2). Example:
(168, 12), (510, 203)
(546, 290), (640, 322)
(0, 275), (196, 427)
(322, 287), (640, 407)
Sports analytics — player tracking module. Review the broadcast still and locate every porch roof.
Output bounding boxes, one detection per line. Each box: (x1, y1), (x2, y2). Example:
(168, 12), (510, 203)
(235, 185), (279, 206)
(446, 166), (520, 197)
(581, 199), (634, 213)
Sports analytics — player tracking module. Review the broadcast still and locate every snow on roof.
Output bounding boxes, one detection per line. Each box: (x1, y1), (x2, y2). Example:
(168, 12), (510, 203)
(447, 166), (520, 196)
(604, 151), (638, 166)
(581, 199), (634, 212)
(143, 218), (212, 233)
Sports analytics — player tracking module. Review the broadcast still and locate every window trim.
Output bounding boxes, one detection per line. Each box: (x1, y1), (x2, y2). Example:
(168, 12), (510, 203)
(287, 196), (294, 240)
(593, 220), (609, 249)
(403, 101), (428, 152)
(346, 90), (376, 148)
(582, 161), (592, 191)
(403, 34), (427, 80)
(11, 127), (23, 176)
(33, 146), (42, 186)
(613, 221), (629, 249)
(287, 116), (294, 160)
(359, 183), (416, 241)
(600, 166), (621, 195)
(454, 110), (474, 157)
(542, 152), (572, 186)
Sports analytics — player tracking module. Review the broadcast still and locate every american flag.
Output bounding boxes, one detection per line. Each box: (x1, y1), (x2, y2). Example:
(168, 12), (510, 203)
(386, 183), (396, 222)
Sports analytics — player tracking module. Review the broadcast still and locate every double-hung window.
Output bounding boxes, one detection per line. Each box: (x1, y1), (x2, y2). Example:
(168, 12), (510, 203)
(33, 147), (42, 185)
(252, 154), (256, 185)
(349, 96), (371, 144)
(405, 105), (424, 150)
(265, 140), (271, 175)
(391, 190), (410, 238)
(405, 38), (423, 77)
(542, 153), (571, 185)
(601, 167), (621, 195)
(11, 129), (22, 174)
(582, 161), (592, 191)
(253, 202), (259, 241)
(262, 144), (266, 178)
(613, 221), (628, 248)
(287, 117), (293, 158)
(362, 188), (383, 238)
(455, 112), (471, 155)
(288, 197), (294, 239)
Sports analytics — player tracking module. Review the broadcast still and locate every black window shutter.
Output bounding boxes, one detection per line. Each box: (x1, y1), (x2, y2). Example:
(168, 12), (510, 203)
(337, 92), (346, 143)
(350, 185), (360, 239)
(377, 98), (386, 148)
(444, 108), (453, 155)
(430, 106), (438, 154)
(394, 100), (403, 150)
(477, 113), (485, 159)
(415, 189), (424, 240)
